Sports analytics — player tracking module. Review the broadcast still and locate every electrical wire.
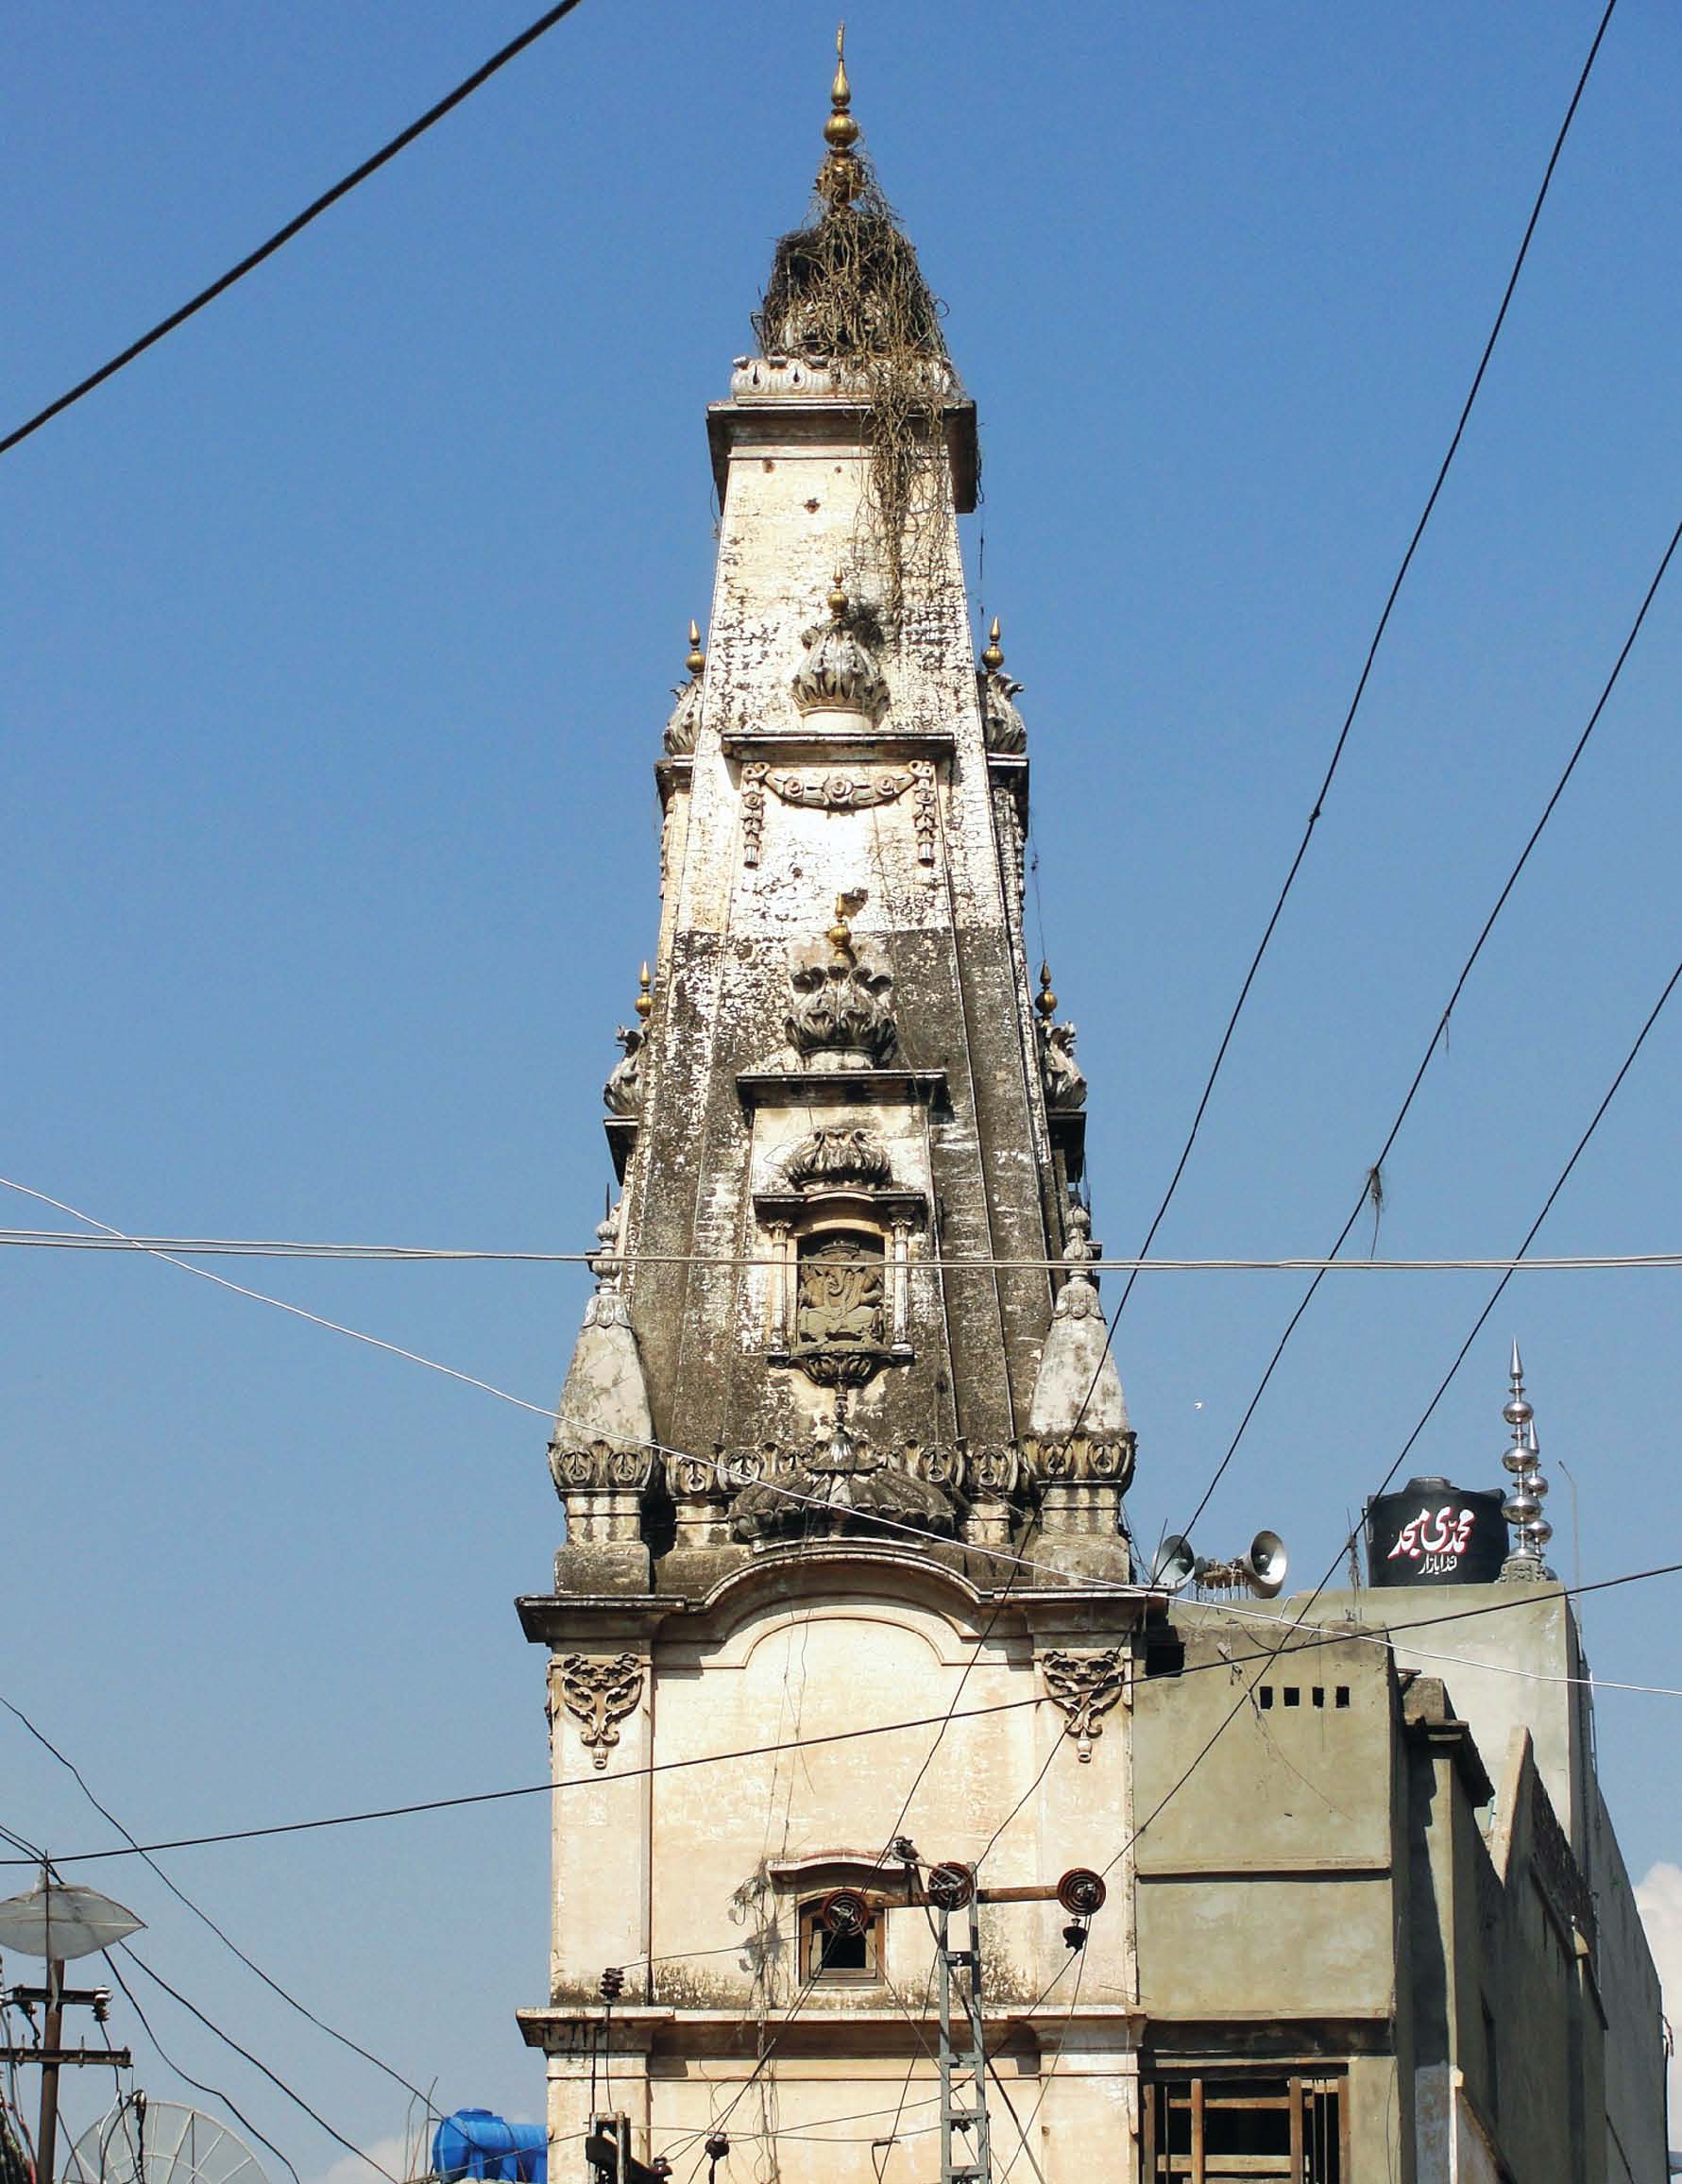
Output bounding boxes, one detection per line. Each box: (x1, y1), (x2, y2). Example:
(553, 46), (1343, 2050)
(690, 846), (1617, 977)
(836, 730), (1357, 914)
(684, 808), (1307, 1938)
(1164, 512), (1682, 1553)
(6, 1223), (1679, 1271)
(9, 1696), (1047, 1868)
(0, 1691), (440, 2116)
(7, 1553), (1681, 1880)
(97, 1948), (302, 2184)
(0, 0), (590, 460)
(1087, 0), (1622, 1350)
(116, 1947), (399, 2184)
(1096, 947), (1682, 1882)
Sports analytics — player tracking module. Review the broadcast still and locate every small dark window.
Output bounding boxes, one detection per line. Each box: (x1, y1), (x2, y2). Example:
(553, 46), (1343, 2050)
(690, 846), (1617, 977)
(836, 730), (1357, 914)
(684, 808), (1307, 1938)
(1259, 1686), (1274, 1711)
(1312, 1687), (1325, 1708)
(1283, 1686), (1300, 1707)
(1334, 1686), (1351, 1709)
(797, 1895), (881, 1986)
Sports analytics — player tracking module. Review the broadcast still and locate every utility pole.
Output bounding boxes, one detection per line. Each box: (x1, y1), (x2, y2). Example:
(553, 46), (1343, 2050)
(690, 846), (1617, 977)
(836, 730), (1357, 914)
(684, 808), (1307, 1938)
(932, 1889), (992, 2184)
(0, 1871), (143, 2184)
(820, 1854), (1108, 2184)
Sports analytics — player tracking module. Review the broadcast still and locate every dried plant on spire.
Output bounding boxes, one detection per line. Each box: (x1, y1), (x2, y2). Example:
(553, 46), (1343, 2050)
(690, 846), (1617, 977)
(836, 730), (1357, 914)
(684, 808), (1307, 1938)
(754, 36), (955, 617)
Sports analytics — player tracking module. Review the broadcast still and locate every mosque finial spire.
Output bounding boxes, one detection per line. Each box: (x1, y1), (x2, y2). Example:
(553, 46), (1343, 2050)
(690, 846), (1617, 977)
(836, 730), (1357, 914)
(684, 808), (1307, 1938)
(1500, 1340), (1555, 1583)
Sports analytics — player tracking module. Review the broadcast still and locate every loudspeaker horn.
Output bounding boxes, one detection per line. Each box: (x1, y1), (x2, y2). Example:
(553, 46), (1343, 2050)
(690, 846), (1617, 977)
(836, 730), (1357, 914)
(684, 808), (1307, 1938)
(1242, 1530), (1289, 1599)
(1150, 1534), (1198, 1591)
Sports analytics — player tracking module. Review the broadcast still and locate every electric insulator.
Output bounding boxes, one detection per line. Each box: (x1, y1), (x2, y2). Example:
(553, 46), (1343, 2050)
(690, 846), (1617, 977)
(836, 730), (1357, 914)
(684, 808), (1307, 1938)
(819, 1888), (873, 1939)
(600, 1965), (625, 2001)
(1062, 1921), (1087, 1952)
(1055, 1868), (1107, 1918)
(925, 1861), (976, 1911)
(704, 2136), (729, 2163)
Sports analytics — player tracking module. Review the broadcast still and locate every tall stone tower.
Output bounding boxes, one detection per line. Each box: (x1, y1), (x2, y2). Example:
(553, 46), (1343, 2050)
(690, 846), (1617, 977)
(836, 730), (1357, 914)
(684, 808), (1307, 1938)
(518, 44), (1143, 2184)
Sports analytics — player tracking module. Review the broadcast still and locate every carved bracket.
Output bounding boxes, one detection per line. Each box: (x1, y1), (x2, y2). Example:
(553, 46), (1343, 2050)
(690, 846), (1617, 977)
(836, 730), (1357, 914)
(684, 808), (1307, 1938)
(555, 1652), (644, 1770)
(1042, 1648), (1126, 1762)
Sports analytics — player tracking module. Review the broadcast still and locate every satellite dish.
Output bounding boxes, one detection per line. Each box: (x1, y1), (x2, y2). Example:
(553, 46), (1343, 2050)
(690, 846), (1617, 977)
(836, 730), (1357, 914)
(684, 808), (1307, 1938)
(66, 2102), (267, 2184)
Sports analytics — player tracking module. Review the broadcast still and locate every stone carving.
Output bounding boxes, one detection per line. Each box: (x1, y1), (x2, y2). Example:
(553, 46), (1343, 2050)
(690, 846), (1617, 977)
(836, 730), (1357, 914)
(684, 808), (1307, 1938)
(969, 1444), (1023, 1498)
(741, 764), (768, 868)
(603, 1024), (646, 1115)
(664, 679), (704, 756)
(727, 1402), (960, 1542)
(664, 619), (706, 755)
(980, 671), (1027, 754)
(785, 1126), (893, 1192)
(549, 1438), (658, 1494)
(978, 619), (1028, 753)
(793, 1238), (889, 1386)
(791, 575), (890, 724)
(1042, 1649), (1126, 1762)
(556, 1651), (644, 1769)
(1053, 1206), (1102, 1314)
(763, 766), (914, 811)
(994, 787), (1026, 911)
(1022, 1435), (1134, 1486)
(786, 938), (896, 1067)
(910, 760), (938, 871)
(1041, 1021), (1086, 1111)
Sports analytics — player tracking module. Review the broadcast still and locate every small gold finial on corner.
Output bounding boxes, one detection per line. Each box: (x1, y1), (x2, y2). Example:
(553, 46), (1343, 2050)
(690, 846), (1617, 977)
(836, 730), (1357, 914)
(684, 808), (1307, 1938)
(827, 567), (849, 619)
(686, 618), (705, 677)
(635, 962), (654, 1018)
(981, 616), (1004, 673)
(1036, 960), (1058, 1018)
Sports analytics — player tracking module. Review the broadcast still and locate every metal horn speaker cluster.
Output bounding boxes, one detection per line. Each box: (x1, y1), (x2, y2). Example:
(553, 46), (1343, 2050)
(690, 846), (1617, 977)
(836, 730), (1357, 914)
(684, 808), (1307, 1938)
(1150, 1530), (1289, 1599)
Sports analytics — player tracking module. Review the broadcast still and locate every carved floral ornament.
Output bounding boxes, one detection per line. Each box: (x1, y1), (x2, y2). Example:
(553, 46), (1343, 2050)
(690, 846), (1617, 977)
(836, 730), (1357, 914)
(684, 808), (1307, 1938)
(784, 1126), (894, 1191)
(740, 762), (937, 872)
(1041, 1648), (1127, 1762)
(785, 939), (896, 1066)
(555, 1651), (645, 1769)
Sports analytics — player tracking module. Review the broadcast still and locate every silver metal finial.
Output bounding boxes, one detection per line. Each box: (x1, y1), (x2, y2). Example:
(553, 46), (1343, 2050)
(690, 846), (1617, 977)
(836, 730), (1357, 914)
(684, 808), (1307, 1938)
(1500, 1348), (1554, 1582)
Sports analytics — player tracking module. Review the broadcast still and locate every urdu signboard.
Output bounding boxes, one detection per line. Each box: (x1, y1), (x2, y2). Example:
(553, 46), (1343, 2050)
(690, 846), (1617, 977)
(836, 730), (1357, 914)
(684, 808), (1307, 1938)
(1365, 1477), (1507, 1586)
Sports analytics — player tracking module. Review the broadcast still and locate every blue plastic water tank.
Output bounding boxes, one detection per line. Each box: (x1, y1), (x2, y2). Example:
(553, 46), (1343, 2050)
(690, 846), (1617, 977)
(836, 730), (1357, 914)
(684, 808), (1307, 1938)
(433, 2110), (548, 2184)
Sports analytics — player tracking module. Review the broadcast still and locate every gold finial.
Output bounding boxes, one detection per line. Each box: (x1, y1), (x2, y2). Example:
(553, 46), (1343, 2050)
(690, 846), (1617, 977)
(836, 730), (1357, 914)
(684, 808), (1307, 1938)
(827, 893), (855, 952)
(686, 618), (705, 677)
(635, 962), (654, 1018)
(825, 24), (858, 147)
(827, 567), (849, 620)
(818, 23), (861, 201)
(1036, 960), (1058, 1018)
(981, 616), (1004, 673)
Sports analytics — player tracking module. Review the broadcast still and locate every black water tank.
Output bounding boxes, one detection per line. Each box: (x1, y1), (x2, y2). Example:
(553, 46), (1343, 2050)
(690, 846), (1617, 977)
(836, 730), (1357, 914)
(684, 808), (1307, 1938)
(1365, 1477), (1507, 1586)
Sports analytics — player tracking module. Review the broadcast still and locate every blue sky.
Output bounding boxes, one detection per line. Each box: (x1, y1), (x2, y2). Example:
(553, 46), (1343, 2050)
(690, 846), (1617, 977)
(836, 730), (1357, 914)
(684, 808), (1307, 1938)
(6, 1), (1681, 2173)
